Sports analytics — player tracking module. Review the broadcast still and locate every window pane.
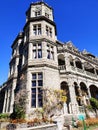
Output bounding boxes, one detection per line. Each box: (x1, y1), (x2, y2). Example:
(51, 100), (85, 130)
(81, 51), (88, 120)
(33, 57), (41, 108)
(38, 80), (43, 86)
(32, 74), (36, 79)
(32, 88), (36, 94)
(31, 88), (36, 107)
(38, 99), (43, 107)
(31, 98), (36, 108)
(38, 50), (42, 58)
(38, 25), (41, 35)
(38, 88), (43, 107)
(38, 44), (42, 49)
(32, 81), (36, 87)
(33, 45), (36, 50)
(38, 73), (43, 79)
(33, 50), (37, 59)
(33, 25), (37, 35)
(47, 51), (50, 59)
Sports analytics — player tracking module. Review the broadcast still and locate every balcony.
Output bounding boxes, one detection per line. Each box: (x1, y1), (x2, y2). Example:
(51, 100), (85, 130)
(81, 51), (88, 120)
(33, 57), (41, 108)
(86, 71), (97, 78)
(58, 65), (66, 73)
(59, 65), (98, 79)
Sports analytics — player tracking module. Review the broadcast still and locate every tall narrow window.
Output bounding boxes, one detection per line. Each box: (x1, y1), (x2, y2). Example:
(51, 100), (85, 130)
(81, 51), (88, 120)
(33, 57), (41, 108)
(31, 73), (43, 108)
(38, 25), (41, 35)
(46, 25), (52, 37)
(47, 44), (54, 60)
(33, 25), (37, 35)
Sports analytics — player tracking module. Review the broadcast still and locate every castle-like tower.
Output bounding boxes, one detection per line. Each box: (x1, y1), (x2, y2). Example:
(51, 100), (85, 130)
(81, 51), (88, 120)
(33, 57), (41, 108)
(1, 1), (98, 118)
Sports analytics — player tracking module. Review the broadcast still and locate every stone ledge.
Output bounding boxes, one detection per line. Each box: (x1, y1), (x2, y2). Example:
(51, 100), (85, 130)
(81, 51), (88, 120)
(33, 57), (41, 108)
(16, 124), (57, 130)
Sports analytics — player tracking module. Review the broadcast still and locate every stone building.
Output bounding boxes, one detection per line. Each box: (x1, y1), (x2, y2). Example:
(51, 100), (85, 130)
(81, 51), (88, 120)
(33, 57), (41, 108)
(0, 1), (98, 117)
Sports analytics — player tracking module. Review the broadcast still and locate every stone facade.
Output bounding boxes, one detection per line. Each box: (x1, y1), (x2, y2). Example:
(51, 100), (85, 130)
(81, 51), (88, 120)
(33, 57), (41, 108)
(0, 1), (98, 117)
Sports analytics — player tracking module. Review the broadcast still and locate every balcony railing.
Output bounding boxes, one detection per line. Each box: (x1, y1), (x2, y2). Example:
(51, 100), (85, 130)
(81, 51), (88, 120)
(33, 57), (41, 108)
(59, 65), (98, 79)
(58, 65), (66, 70)
(77, 68), (84, 73)
(86, 71), (97, 78)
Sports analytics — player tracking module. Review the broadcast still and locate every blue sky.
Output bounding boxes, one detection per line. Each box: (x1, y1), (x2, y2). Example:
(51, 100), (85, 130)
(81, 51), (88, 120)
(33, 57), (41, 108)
(0, 0), (98, 85)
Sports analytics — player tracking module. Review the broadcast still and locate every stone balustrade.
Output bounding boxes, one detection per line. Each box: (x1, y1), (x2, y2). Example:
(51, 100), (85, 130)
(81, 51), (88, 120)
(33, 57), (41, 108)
(59, 65), (98, 79)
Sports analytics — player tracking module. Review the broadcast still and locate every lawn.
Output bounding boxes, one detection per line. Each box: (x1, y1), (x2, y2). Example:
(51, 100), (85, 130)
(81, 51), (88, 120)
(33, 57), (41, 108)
(86, 125), (98, 130)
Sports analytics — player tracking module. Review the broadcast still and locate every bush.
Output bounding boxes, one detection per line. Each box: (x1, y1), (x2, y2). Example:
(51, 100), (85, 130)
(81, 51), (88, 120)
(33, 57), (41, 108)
(0, 113), (10, 119)
(90, 98), (98, 110)
(10, 89), (27, 120)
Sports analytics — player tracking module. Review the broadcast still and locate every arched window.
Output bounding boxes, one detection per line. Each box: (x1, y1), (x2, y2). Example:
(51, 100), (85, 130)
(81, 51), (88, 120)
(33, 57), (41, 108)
(89, 85), (98, 99)
(75, 58), (82, 69)
(80, 82), (88, 96)
(60, 81), (70, 113)
(58, 54), (65, 66)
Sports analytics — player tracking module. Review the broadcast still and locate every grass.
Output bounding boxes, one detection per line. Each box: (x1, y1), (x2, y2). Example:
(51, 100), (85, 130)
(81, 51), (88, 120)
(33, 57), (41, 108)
(86, 125), (98, 130)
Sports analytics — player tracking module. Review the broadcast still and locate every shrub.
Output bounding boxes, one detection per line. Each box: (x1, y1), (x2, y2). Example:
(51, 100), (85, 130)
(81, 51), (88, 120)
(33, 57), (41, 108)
(0, 113), (10, 119)
(90, 98), (98, 110)
(10, 89), (28, 120)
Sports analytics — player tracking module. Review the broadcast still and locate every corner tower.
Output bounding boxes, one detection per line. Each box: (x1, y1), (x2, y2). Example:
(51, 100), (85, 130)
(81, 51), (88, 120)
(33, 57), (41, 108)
(21, 1), (60, 115)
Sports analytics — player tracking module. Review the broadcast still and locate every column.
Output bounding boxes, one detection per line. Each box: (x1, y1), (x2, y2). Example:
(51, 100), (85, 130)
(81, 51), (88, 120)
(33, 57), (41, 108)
(68, 79), (78, 114)
(3, 91), (7, 113)
(88, 87), (91, 98)
(64, 52), (71, 71)
(25, 69), (31, 118)
(42, 41), (46, 59)
(10, 80), (16, 113)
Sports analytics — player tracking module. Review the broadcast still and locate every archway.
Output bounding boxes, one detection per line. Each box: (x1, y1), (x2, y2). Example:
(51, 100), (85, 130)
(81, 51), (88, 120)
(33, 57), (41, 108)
(60, 81), (70, 113)
(80, 82), (89, 105)
(75, 58), (82, 69)
(58, 54), (65, 66)
(89, 85), (98, 99)
(74, 82), (81, 106)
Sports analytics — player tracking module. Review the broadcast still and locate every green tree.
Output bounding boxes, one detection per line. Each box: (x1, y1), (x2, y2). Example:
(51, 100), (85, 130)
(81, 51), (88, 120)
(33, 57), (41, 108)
(90, 97), (98, 117)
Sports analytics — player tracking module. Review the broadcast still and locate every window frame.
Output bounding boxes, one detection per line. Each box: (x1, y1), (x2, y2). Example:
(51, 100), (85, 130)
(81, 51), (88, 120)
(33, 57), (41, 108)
(33, 24), (42, 36)
(32, 43), (42, 59)
(31, 72), (43, 108)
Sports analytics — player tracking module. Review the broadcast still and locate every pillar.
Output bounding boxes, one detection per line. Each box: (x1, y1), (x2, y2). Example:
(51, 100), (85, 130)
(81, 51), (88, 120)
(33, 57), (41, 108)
(68, 78), (78, 114)
(64, 52), (71, 71)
